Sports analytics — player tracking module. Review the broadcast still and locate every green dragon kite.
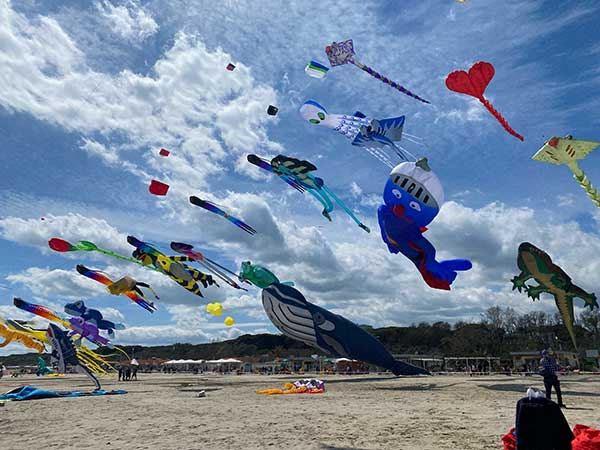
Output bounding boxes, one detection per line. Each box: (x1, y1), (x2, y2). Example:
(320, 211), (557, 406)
(511, 242), (598, 349)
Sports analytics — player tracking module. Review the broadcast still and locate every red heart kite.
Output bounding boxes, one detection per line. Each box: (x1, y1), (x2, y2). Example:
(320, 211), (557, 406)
(446, 61), (524, 141)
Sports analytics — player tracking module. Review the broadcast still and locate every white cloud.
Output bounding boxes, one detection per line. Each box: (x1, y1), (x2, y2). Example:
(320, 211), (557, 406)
(6, 267), (103, 299)
(0, 213), (131, 257)
(0, 2), (280, 194)
(97, 0), (158, 43)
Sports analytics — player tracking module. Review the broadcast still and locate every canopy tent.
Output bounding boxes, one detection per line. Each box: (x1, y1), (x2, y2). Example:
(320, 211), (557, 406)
(205, 358), (242, 373)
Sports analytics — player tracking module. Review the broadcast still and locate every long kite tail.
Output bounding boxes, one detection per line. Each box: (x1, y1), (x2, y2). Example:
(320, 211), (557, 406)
(573, 170), (600, 207)
(479, 97), (524, 141)
(321, 186), (370, 233)
(95, 247), (161, 272)
(13, 298), (70, 328)
(124, 291), (157, 313)
(353, 60), (430, 104)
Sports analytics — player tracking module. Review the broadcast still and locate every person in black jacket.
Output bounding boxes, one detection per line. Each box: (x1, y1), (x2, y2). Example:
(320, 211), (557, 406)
(539, 349), (565, 408)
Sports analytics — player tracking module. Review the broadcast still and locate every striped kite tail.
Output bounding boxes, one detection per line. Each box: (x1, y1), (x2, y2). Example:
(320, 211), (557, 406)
(480, 98), (524, 141)
(574, 170), (600, 208)
(355, 62), (430, 104)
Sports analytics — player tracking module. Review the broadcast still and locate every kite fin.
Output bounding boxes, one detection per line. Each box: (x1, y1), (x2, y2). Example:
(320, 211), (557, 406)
(392, 360), (430, 376)
(375, 116), (405, 142)
(353, 111), (366, 118)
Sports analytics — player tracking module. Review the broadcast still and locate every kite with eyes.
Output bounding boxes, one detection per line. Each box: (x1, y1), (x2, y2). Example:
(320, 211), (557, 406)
(377, 158), (472, 290)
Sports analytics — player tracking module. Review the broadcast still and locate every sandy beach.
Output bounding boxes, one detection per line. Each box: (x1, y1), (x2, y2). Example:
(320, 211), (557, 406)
(1, 373), (599, 450)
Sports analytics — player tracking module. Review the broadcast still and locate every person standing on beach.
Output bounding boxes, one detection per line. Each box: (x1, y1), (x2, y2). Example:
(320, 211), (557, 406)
(540, 349), (566, 408)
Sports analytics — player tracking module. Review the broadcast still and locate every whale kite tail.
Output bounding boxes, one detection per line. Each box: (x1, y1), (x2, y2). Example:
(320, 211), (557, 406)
(392, 360), (430, 376)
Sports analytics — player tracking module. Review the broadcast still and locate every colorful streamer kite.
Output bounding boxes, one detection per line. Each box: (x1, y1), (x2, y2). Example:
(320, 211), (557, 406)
(189, 196), (256, 235)
(49, 238), (159, 270)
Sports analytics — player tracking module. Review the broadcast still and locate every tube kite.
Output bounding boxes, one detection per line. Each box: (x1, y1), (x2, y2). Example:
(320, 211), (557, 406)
(445, 61), (524, 141)
(511, 242), (598, 349)
(262, 283), (429, 376)
(300, 99), (409, 167)
(377, 158), (472, 290)
(325, 39), (429, 104)
(532, 136), (600, 208)
(49, 238), (160, 272)
(170, 242), (248, 291)
(128, 236), (218, 298)
(189, 196), (256, 235)
(247, 154), (370, 232)
(76, 264), (158, 313)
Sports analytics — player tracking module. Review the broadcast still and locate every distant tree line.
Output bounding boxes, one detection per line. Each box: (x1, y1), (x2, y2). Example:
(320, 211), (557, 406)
(2, 307), (599, 367)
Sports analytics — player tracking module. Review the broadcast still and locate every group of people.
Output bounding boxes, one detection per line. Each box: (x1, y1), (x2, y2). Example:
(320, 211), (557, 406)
(117, 365), (138, 381)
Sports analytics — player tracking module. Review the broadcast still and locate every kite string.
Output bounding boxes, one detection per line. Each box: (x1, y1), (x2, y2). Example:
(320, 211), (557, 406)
(480, 97), (524, 141)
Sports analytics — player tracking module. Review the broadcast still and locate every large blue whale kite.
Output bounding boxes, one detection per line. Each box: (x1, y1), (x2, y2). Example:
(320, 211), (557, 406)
(262, 283), (429, 376)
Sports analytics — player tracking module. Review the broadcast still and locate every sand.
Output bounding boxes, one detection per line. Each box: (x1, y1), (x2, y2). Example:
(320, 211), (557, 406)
(1, 373), (599, 450)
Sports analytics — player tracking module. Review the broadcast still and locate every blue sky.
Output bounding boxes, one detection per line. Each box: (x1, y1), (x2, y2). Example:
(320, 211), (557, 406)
(1, 0), (600, 354)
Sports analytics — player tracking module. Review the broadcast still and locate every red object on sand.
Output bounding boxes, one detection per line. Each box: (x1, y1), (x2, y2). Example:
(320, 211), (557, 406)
(572, 425), (600, 450)
(502, 427), (516, 450)
(159, 148), (170, 157)
(149, 180), (170, 196)
(226, 63), (235, 71)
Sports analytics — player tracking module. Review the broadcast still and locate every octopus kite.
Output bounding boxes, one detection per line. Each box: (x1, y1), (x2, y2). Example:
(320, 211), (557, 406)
(300, 100), (409, 167)
(247, 154), (370, 232)
(377, 158), (472, 290)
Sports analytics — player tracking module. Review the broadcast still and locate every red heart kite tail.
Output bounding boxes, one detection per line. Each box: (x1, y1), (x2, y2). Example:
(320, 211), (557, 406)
(480, 98), (524, 141)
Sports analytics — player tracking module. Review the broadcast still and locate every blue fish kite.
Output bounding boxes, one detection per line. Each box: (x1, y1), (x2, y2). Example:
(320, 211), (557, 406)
(262, 283), (429, 376)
